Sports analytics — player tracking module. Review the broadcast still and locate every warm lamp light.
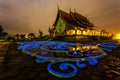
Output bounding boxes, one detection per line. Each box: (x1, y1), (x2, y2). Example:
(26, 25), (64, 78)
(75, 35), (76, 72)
(115, 33), (120, 39)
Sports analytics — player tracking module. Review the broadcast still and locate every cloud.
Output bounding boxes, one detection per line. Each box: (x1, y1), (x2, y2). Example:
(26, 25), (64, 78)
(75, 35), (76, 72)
(0, 0), (120, 36)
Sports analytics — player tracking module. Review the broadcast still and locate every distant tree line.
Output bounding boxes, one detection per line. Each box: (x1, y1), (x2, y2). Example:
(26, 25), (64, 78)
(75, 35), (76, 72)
(0, 25), (8, 39)
(0, 25), (52, 42)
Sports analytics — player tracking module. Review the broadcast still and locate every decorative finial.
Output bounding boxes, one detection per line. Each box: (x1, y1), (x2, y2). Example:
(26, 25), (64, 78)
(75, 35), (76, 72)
(57, 4), (59, 10)
(74, 8), (76, 13)
(69, 8), (71, 13)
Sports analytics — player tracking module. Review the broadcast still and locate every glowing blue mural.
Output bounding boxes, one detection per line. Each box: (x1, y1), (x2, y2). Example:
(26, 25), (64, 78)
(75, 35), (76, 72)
(17, 41), (118, 78)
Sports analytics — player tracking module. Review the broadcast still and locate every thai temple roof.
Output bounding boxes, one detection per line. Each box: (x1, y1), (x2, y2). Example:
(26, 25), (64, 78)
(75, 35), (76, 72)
(53, 9), (94, 29)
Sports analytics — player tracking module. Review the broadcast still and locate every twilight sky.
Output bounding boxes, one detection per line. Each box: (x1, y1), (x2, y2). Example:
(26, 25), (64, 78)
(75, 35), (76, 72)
(0, 0), (120, 36)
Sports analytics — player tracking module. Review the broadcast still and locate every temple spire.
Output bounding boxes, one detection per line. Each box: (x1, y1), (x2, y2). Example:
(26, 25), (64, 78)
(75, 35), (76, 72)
(69, 8), (71, 13)
(57, 4), (60, 10)
(74, 8), (76, 13)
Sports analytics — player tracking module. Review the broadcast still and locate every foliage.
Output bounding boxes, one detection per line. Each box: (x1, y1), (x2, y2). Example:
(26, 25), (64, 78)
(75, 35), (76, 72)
(0, 32), (8, 37)
(28, 33), (35, 38)
(42, 35), (50, 40)
(0, 25), (3, 33)
(39, 30), (43, 37)
(0, 25), (8, 39)
(20, 34), (25, 39)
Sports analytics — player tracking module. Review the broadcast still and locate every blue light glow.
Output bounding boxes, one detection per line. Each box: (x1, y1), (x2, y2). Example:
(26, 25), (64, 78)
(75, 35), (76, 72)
(17, 41), (118, 78)
(47, 62), (78, 78)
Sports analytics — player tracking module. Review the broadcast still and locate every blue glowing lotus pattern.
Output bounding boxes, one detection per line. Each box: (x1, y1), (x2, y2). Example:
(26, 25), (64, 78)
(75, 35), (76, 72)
(17, 41), (118, 78)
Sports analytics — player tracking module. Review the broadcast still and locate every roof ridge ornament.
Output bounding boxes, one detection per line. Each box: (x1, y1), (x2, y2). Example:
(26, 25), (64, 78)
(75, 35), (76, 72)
(74, 8), (76, 13)
(69, 8), (72, 13)
(57, 4), (60, 10)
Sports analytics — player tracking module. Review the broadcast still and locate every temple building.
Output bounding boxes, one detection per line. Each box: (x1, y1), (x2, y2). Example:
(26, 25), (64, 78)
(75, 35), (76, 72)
(49, 8), (111, 41)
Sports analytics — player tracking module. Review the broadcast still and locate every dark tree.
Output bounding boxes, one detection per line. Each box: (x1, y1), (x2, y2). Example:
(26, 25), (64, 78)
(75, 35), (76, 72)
(28, 33), (35, 39)
(15, 34), (19, 37)
(15, 34), (19, 39)
(0, 25), (3, 33)
(7, 35), (14, 41)
(39, 30), (43, 38)
(48, 27), (51, 37)
(0, 32), (8, 37)
(20, 34), (25, 39)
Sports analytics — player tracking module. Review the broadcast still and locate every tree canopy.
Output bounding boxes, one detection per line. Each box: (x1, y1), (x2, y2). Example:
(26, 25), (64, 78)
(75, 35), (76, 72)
(39, 30), (43, 37)
(0, 25), (3, 33)
(28, 33), (35, 38)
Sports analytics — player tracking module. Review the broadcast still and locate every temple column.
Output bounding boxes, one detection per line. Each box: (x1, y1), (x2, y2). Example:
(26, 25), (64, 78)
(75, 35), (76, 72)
(75, 27), (77, 35)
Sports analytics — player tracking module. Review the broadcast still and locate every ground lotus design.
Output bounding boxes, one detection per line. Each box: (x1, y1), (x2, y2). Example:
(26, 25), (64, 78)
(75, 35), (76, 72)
(17, 41), (118, 78)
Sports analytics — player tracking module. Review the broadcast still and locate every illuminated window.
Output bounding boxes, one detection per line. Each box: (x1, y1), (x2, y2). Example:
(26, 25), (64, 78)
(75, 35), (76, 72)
(67, 30), (75, 35)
